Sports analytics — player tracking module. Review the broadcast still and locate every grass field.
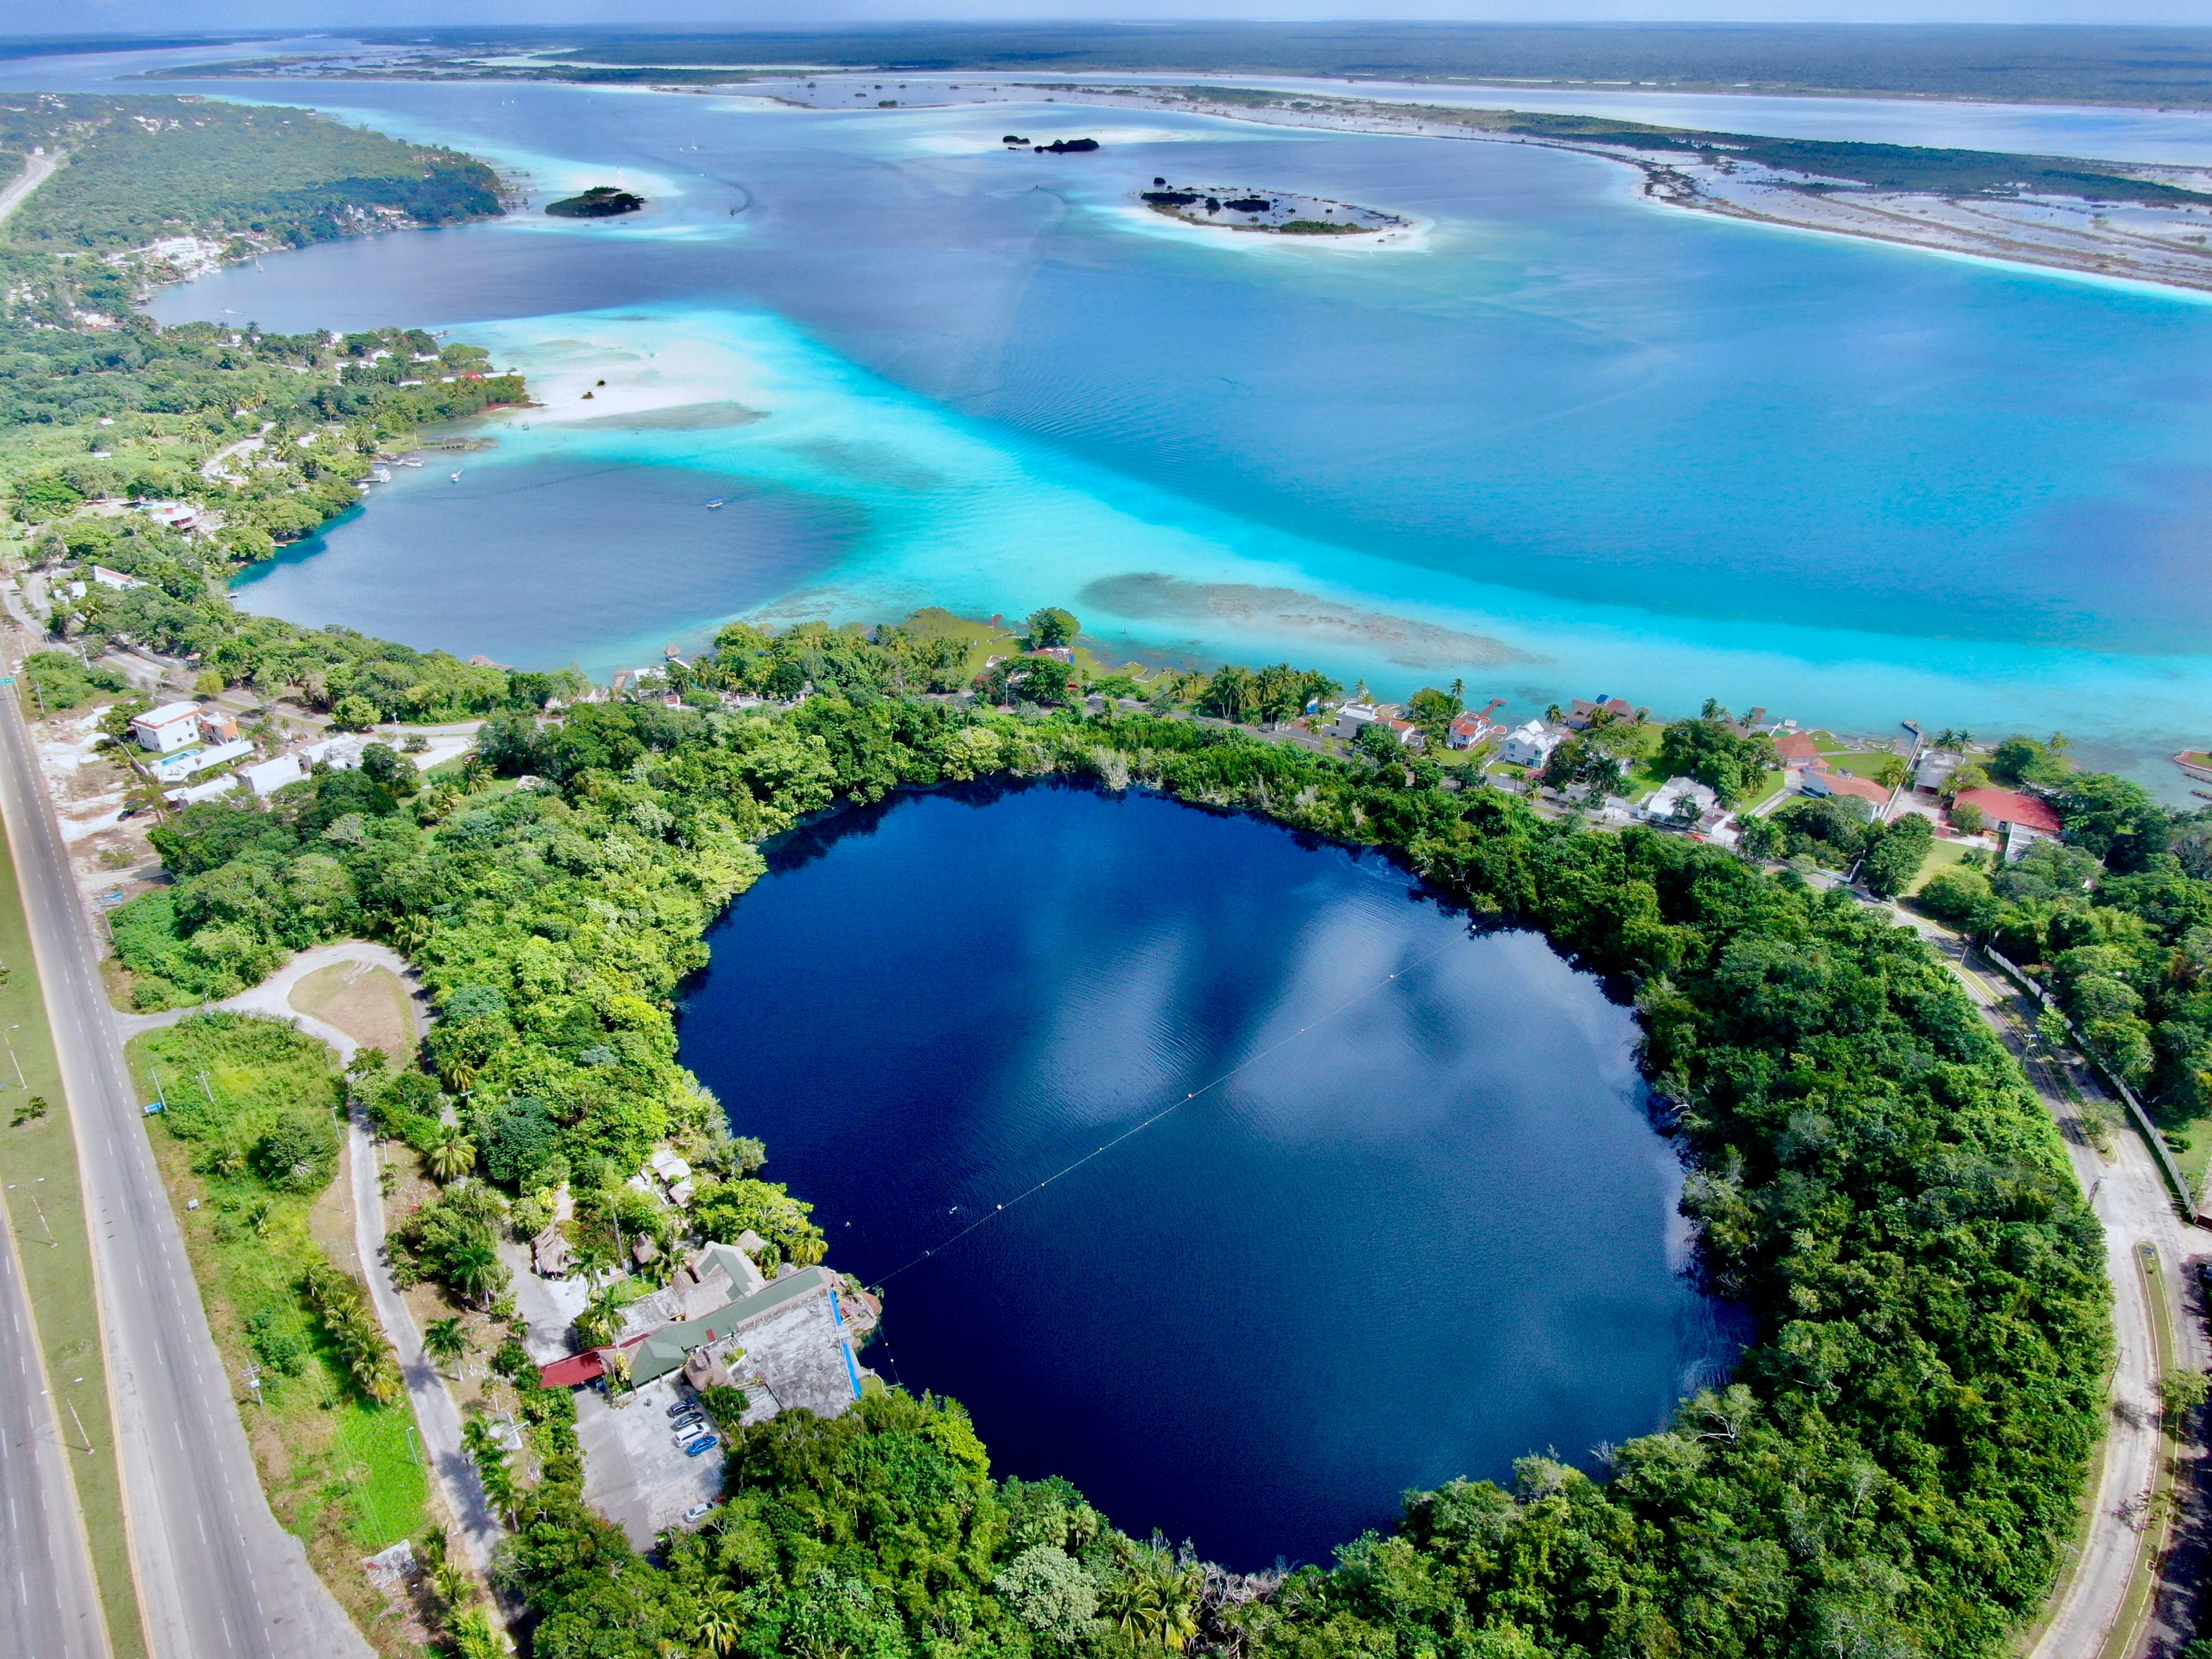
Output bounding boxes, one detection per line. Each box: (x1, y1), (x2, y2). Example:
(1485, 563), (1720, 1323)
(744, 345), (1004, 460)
(0, 808), (146, 1658)
(289, 962), (415, 1059)
(1906, 838), (1976, 896)
(1825, 751), (1907, 782)
(123, 1022), (432, 1657)
(1739, 768), (1789, 814)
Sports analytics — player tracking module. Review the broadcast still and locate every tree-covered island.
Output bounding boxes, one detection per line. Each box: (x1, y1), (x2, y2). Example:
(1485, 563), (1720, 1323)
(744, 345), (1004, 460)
(546, 185), (646, 218)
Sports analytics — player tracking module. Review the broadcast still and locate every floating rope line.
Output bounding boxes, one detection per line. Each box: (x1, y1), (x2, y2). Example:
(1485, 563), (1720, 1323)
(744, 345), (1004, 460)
(872, 933), (1464, 1288)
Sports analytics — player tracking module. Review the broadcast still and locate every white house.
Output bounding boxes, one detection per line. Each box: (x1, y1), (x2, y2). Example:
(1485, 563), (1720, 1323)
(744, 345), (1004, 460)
(241, 753), (305, 797)
(300, 736), (365, 771)
(1497, 719), (1561, 770)
(130, 702), (204, 755)
(1331, 703), (1381, 741)
(163, 774), (241, 808)
(1644, 777), (1718, 825)
(140, 502), (199, 532)
(90, 565), (145, 591)
(1447, 699), (1506, 750)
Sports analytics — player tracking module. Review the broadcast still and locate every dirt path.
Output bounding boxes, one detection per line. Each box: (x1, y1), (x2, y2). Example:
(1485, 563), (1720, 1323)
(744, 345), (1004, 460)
(120, 944), (507, 1575)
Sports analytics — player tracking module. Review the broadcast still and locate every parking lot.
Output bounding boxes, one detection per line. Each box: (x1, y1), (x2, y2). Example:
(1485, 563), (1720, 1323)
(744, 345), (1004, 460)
(574, 1373), (724, 1548)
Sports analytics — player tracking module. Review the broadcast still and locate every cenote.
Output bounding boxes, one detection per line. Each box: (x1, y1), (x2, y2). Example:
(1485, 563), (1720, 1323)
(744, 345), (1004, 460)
(677, 781), (1744, 1566)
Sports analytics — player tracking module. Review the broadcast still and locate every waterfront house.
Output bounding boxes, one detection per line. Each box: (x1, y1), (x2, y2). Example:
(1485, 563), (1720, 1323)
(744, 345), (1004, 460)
(1950, 787), (2061, 859)
(1566, 695), (1634, 730)
(1645, 777), (1718, 824)
(1497, 720), (1562, 770)
(1331, 703), (1381, 741)
(543, 1243), (877, 1419)
(1800, 769), (1891, 810)
(1773, 732), (1823, 768)
(140, 501), (199, 532)
(90, 565), (145, 591)
(130, 702), (204, 755)
(1447, 699), (1506, 750)
(1382, 717), (1425, 751)
(1912, 751), (1961, 796)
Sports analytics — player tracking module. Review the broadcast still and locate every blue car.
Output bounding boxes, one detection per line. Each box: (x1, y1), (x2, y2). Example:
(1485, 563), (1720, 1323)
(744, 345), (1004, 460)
(681, 1435), (718, 1457)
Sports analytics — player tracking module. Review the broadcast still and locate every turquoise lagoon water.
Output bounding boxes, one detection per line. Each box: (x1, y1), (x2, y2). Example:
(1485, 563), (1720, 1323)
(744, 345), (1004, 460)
(93, 72), (2212, 786)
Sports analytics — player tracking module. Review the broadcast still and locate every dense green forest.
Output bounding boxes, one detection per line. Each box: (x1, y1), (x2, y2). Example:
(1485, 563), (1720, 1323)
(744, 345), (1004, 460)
(0, 93), (497, 254)
(0, 94), (537, 730)
(1913, 740), (2212, 1123)
(115, 608), (2125, 1659)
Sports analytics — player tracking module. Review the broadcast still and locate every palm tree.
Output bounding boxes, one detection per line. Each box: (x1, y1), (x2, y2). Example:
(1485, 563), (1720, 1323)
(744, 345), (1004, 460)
(426, 1126), (477, 1183)
(460, 753), (492, 793)
(461, 1414), (502, 1466)
(574, 1279), (628, 1347)
(423, 1317), (471, 1376)
(696, 1585), (743, 1657)
(430, 1560), (475, 1615)
(448, 1241), (504, 1309)
(388, 913), (434, 955)
(448, 1604), (511, 1658)
(476, 1458), (518, 1523)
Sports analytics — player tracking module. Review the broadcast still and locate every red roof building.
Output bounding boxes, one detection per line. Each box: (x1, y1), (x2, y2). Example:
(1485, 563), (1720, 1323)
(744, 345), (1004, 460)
(538, 1350), (607, 1389)
(1951, 787), (2062, 835)
(1774, 732), (1823, 767)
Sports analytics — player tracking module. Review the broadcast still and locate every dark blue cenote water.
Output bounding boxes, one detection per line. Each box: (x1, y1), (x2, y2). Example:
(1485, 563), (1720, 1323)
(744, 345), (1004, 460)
(678, 783), (1741, 1566)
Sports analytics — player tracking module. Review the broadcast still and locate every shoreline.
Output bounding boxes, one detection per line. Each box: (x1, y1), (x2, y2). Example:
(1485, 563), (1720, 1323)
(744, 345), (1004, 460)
(1018, 83), (2212, 297)
(164, 59), (2212, 296)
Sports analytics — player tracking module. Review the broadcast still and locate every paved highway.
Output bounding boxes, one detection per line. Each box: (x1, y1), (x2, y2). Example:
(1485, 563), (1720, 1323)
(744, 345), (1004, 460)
(0, 661), (371, 1659)
(0, 1149), (109, 1659)
(1892, 912), (2202, 1659)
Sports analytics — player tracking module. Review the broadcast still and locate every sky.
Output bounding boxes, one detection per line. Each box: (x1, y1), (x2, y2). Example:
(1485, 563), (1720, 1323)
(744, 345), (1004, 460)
(13, 3), (2212, 39)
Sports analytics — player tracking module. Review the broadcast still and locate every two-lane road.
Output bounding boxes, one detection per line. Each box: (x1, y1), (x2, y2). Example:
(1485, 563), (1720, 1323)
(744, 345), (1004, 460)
(0, 667), (370, 1659)
(0, 1156), (108, 1659)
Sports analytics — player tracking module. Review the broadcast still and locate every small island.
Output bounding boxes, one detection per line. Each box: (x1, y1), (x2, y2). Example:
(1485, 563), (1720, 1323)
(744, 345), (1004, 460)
(1008, 136), (1099, 154)
(546, 185), (645, 219)
(1140, 182), (1407, 236)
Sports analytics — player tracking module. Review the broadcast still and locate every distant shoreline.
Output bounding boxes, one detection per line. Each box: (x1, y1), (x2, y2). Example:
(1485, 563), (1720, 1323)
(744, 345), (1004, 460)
(150, 55), (2212, 296)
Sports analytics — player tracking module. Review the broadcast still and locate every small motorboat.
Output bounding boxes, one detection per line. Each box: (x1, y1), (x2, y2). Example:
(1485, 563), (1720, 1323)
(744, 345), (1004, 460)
(450, 471), (462, 483)
(705, 497), (725, 510)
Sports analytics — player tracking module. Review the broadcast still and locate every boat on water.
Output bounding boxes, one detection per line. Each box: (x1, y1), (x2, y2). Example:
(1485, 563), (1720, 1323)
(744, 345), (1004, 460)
(450, 471), (463, 483)
(705, 497), (725, 510)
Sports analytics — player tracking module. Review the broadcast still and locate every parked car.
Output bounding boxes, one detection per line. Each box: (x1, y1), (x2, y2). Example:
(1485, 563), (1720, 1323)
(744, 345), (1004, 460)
(666, 1397), (698, 1419)
(683, 1503), (714, 1524)
(681, 1435), (718, 1457)
(670, 1411), (705, 1431)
